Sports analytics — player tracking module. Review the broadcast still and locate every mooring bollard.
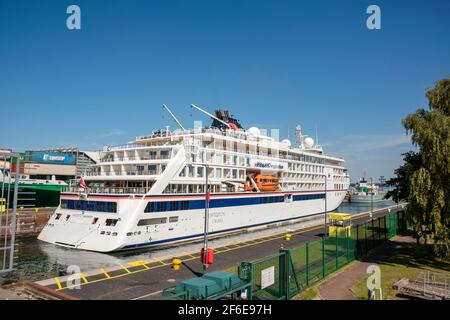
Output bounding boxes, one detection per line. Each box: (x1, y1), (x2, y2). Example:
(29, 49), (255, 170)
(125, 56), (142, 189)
(172, 258), (182, 270)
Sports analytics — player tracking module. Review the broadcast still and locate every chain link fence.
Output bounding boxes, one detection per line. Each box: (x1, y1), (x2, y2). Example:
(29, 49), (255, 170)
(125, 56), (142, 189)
(239, 209), (408, 300)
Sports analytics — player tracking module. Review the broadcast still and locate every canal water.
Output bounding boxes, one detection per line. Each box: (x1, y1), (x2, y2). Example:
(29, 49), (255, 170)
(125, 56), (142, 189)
(0, 200), (398, 285)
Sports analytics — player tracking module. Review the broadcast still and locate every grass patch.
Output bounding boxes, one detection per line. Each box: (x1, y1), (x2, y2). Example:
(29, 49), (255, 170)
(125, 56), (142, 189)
(351, 239), (450, 300)
(293, 287), (318, 300)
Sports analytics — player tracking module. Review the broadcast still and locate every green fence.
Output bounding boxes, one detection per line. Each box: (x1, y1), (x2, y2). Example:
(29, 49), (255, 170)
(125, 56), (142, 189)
(238, 210), (408, 300)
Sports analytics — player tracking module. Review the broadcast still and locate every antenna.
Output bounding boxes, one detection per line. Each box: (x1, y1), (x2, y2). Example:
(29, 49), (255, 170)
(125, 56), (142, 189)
(162, 104), (186, 131)
(190, 104), (231, 129)
(315, 123), (319, 146)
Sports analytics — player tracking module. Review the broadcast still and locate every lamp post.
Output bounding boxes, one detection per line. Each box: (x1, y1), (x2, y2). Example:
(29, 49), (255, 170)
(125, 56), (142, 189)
(370, 177), (374, 219)
(202, 164), (210, 271)
(324, 173), (328, 236)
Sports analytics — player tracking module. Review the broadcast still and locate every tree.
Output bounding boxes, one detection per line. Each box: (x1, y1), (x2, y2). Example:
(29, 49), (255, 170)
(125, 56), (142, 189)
(385, 151), (422, 203)
(387, 78), (450, 257)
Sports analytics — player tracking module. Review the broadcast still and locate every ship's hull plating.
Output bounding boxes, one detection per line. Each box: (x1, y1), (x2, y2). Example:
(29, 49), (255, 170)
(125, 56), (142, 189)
(38, 190), (346, 252)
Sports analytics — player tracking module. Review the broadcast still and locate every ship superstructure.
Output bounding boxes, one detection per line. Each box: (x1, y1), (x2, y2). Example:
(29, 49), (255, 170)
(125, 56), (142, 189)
(39, 106), (350, 252)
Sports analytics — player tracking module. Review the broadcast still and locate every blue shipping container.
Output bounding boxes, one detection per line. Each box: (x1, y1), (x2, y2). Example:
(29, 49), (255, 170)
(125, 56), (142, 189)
(26, 151), (76, 165)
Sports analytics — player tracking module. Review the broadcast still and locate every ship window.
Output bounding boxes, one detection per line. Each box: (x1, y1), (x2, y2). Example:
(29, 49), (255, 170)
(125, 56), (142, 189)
(157, 202), (167, 212)
(148, 165), (157, 174)
(92, 217), (99, 224)
(55, 213), (62, 220)
(137, 218), (167, 226)
(105, 219), (118, 227)
(160, 150), (169, 158)
(169, 216), (179, 223)
(60, 199), (117, 213)
(169, 201), (179, 211)
(66, 215), (70, 221)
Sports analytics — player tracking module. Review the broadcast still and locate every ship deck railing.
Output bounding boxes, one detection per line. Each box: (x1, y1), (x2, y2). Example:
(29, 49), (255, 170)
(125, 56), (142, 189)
(64, 186), (152, 195)
(84, 170), (161, 177)
(99, 155), (171, 163)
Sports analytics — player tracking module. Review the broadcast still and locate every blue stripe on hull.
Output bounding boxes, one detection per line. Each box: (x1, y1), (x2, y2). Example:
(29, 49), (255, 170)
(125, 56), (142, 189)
(121, 209), (330, 250)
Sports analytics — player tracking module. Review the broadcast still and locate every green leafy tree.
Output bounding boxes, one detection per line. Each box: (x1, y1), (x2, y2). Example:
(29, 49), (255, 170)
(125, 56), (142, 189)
(387, 79), (450, 256)
(385, 151), (422, 203)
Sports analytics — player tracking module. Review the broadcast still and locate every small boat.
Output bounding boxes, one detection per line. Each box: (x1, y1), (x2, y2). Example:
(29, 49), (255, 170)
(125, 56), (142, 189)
(350, 178), (386, 203)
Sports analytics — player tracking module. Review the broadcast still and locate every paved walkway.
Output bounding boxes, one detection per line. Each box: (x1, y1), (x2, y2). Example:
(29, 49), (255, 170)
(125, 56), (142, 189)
(317, 235), (415, 300)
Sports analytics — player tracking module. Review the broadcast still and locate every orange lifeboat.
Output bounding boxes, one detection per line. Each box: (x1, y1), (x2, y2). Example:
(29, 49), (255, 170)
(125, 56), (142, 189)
(245, 174), (280, 192)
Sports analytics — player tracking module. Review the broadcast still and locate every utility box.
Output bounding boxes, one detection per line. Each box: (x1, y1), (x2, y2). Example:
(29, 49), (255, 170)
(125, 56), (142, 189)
(163, 271), (251, 300)
(202, 271), (242, 291)
(174, 277), (222, 299)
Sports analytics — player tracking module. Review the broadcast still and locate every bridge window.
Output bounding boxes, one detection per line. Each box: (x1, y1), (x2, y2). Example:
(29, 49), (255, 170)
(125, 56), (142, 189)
(61, 199), (117, 213)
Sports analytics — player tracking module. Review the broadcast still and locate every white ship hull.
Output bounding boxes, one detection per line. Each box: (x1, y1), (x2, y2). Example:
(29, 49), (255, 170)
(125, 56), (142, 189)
(38, 190), (346, 252)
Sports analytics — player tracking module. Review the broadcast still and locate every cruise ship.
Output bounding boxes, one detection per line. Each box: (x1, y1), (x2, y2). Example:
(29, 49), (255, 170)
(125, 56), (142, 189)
(38, 105), (350, 252)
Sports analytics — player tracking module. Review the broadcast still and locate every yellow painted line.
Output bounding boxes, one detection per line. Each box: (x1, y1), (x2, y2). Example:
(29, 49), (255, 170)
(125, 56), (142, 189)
(120, 264), (131, 274)
(128, 260), (149, 267)
(79, 273), (89, 284)
(152, 258), (168, 266)
(100, 268), (111, 278)
(54, 277), (63, 290)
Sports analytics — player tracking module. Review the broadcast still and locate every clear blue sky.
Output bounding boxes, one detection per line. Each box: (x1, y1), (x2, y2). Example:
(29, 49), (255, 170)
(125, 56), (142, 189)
(1, 0), (449, 181)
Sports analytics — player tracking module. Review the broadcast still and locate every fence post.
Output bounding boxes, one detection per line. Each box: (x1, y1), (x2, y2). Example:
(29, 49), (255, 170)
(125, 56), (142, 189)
(378, 217), (381, 243)
(396, 211), (399, 235)
(346, 228), (350, 263)
(335, 230), (338, 270)
(364, 222), (368, 254)
(306, 242), (309, 287)
(371, 219), (375, 248)
(356, 224), (359, 257)
(278, 250), (287, 300)
(322, 237), (325, 278)
(384, 215), (387, 241)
